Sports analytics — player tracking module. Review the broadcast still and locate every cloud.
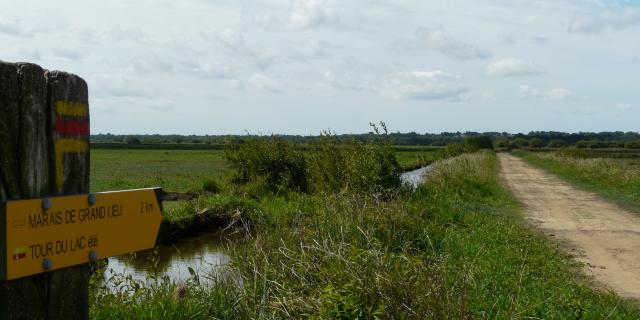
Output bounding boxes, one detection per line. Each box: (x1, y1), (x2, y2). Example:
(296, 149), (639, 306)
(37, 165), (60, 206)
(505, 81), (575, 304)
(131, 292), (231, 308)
(519, 85), (571, 100)
(288, 0), (337, 29)
(423, 30), (491, 60)
(486, 58), (544, 77)
(0, 18), (33, 37)
(616, 102), (632, 111)
(382, 71), (468, 101)
(248, 73), (281, 92)
(568, 7), (640, 34)
(217, 28), (245, 51)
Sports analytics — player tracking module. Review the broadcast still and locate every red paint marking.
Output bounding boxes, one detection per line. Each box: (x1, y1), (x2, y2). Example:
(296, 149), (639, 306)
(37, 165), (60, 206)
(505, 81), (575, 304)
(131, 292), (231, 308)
(56, 119), (89, 136)
(12, 253), (26, 261)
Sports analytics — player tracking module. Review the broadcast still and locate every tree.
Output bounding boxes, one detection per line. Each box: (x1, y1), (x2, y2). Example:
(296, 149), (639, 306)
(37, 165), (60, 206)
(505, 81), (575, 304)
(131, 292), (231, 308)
(529, 138), (543, 148)
(512, 138), (529, 148)
(575, 140), (589, 148)
(548, 140), (567, 148)
(465, 136), (493, 150)
(126, 136), (141, 145)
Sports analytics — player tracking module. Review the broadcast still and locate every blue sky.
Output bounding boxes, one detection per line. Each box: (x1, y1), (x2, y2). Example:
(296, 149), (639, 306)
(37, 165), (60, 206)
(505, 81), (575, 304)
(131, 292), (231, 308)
(0, 0), (638, 134)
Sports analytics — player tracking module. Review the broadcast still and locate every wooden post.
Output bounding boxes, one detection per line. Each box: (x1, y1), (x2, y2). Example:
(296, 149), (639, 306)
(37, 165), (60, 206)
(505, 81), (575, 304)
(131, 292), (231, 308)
(0, 61), (90, 319)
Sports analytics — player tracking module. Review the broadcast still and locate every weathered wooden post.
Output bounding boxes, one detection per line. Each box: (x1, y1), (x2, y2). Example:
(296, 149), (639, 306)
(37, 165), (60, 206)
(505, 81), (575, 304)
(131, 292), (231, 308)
(0, 60), (162, 320)
(0, 61), (90, 319)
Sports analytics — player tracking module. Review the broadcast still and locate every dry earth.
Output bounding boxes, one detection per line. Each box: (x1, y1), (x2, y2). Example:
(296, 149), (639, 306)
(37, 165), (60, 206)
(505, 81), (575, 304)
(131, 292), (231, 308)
(499, 153), (640, 300)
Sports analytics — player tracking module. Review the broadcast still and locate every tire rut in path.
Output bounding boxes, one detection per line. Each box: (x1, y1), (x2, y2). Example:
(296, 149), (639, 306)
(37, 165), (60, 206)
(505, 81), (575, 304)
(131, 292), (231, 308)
(498, 153), (640, 300)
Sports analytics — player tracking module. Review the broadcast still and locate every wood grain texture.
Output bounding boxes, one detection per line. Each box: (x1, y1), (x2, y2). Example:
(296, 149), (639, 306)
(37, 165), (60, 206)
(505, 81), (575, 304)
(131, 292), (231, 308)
(0, 61), (21, 199)
(0, 61), (49, 320)
(45, 70), (90, 320)
(0, 63), (90, 320)
(16, 63), (49, 198)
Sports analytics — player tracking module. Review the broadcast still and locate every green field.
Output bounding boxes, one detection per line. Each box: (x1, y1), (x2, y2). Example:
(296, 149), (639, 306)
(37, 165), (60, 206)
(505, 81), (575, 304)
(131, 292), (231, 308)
(90, 148), (437, 193)
(90, 149), (229, 193)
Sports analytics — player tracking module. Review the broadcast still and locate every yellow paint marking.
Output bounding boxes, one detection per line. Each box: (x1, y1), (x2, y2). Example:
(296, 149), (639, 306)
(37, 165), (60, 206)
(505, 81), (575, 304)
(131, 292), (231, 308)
(55, 101), (88, 118)
(55, 139), (89, 190)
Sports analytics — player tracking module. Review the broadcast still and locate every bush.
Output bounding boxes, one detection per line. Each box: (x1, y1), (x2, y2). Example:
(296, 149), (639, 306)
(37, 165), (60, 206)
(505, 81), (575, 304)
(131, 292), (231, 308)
(126, 136), (141, 145)
(548, 140), (567, 148)
(529, 138), (544, 148)
(575, 140), (589, 148)
(494, 138), (510, 149)
(512, 137), (529, 148)
(225, 123), (402, 195)
(225, 137), (308, 193)
(625, 140), (640, 149)
(307, 123), (401, 194)
(464, 135), (493, 150)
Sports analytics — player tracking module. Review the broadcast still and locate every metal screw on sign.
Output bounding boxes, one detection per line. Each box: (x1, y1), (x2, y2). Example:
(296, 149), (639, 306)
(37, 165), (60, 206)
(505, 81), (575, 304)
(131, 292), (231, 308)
(88, 194), (97, 206)
(43, 258), (53, 270)
(42, 198), (52, 211)
(88, 250), (98, 263)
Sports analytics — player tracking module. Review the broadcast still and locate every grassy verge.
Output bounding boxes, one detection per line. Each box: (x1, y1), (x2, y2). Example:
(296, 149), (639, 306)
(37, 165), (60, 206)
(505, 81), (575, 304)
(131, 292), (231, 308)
(91, 151), (639, 318)
(513, 150), (640, 212)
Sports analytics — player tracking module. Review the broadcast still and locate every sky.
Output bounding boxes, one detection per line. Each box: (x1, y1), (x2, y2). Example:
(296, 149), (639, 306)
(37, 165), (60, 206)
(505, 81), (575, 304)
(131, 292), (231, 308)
(0, 0), (638, 135)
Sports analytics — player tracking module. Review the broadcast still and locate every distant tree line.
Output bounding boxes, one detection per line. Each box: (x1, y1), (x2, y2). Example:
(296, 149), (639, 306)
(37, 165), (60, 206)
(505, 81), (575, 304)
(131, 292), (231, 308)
(91, 131), (640, 149)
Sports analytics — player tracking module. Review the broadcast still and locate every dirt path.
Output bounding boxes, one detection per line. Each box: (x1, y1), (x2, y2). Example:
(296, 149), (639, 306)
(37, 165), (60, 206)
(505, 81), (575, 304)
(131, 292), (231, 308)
(498, 153), (640, 300)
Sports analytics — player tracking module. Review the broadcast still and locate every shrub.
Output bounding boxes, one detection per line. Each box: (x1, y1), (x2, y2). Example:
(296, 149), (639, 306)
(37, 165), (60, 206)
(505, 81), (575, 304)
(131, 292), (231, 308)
(548, 139), (567, 148)
(307, 123), (401, 194)
(465, 135), (493, 150)
(512, 137), (529, 148)
(575, 140), (589, 148)
(494, 138), (510, 149)
(529, 137), (544, 148)
(625, 140), (640, 149)
(126, 136), (141, 145)
(225, 137), (308, 193)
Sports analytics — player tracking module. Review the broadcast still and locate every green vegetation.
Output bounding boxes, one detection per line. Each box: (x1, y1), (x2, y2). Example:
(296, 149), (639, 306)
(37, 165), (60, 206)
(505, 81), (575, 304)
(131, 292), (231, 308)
(91, 150), (639, 318)
(90, 149), (230, 193)
(514, 150), (640, 212)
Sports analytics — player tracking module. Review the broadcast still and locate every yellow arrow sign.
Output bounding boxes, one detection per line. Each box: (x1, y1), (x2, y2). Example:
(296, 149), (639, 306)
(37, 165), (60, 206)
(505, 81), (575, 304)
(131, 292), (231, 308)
(2, 188), (163, 280)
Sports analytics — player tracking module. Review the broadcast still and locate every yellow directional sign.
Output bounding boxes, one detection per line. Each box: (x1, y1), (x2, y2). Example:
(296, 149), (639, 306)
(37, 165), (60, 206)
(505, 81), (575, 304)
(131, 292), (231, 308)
(1, 188), (163, 280)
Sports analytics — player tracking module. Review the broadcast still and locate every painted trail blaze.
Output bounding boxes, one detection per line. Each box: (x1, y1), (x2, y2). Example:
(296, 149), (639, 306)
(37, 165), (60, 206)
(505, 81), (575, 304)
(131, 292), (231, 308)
(54, 100), (90, 190)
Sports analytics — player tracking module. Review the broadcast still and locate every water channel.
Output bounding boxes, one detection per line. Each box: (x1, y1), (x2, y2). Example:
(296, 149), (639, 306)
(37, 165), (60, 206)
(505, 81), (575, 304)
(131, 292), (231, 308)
(103, 165), (433, 287)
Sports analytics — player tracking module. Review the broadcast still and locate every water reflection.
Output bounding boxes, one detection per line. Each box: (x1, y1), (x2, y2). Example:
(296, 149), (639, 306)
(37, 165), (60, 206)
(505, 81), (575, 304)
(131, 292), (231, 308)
(103, 231), (231, 288)
(401, 165), (433, 188)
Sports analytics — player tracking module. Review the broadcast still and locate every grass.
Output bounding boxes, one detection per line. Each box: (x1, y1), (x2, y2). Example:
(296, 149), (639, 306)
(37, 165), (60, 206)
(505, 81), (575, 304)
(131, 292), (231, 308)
(90, 149), (230, 193)
(514, 150), (640, 212)
(91, 151), (640, 318)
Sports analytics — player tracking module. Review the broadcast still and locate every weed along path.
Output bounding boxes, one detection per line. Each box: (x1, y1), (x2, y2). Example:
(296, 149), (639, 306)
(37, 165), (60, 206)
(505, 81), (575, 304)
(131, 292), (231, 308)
(498, 153), (640, 300)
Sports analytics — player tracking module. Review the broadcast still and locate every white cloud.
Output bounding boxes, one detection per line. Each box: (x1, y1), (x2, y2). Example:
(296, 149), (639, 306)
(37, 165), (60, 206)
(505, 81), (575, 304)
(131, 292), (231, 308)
(616, 103), (632, 111)
(217, 28), (245, 51)
(569, 7), (640, 34)
(288, 0), (337, 29)
(423, 30), (491, 60)
(0, 18), (33, 37)
(248, 73), (281, 92)
(519, 85), (571, 100)
(486, 58), (544, 77)
(382, 71), (468, 101)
